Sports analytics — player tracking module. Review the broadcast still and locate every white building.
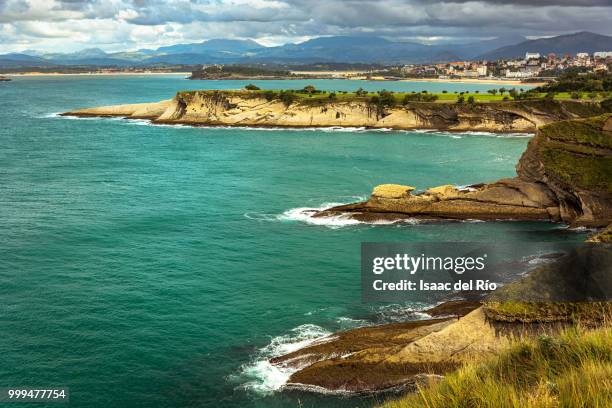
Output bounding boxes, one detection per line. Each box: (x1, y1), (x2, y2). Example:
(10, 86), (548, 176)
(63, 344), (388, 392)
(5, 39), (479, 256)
(525, 52), (541, 60)
(594, 51), (612, 59)
(476, 65), (488, 77)
(505, 69), (535, 78)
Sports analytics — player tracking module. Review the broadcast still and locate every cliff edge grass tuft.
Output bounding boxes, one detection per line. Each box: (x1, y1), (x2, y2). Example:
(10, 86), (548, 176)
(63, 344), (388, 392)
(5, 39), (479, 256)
(380, 324), (612, 408)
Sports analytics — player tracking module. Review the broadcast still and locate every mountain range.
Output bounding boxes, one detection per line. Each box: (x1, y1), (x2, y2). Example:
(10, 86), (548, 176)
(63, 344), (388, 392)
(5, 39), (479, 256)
(1, 31), (611, 69)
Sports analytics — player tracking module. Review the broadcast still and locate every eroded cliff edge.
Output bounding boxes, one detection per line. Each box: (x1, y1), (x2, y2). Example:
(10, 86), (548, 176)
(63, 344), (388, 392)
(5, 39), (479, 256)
(63, 90), (607, 133)
(317, 114), (612, 227)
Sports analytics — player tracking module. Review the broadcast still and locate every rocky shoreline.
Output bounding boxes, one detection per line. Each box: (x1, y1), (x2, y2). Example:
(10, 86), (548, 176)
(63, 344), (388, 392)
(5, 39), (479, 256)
(316, 114), (612, 228)
(62, 91), (612, 397)
(62, 90), (608, 133)
(272, 234), (611, 396)
(269, 114), (611, 396)
(272, 300), (482, 395)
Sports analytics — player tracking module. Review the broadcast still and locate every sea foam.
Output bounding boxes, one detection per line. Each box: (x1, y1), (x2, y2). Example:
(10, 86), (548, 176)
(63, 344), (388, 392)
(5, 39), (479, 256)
(237, 324), (333, 394)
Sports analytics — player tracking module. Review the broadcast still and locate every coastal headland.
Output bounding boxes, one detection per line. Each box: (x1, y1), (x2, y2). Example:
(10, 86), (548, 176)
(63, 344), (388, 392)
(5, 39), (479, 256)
(60, 88), (612, 400)
(269, 113), (612, 397)
(317, 114), (612, 227)
(62, 89), (607, 133)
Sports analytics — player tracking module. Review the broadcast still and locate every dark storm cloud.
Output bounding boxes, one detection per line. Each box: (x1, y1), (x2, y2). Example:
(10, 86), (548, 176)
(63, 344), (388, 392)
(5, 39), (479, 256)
(1, 0), (611, 52)
(439, 0), (612, 5)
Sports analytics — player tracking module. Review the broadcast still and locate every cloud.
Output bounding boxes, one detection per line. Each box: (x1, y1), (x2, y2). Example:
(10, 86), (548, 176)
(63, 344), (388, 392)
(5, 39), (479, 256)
(0, 0), (610, 53)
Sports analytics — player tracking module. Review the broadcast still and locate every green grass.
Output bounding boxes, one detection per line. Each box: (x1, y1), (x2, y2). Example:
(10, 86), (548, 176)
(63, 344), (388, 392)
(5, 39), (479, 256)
(179, 89), (612, 105)
(380, 325), (612, 408)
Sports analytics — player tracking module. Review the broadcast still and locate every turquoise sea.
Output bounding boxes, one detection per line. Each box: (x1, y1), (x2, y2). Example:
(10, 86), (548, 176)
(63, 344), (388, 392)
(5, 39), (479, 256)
(0, 76), (586, 408)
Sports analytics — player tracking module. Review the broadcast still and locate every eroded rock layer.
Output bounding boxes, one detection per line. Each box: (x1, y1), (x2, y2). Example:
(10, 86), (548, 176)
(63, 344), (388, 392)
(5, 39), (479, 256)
(63, 90), (607, 133)
(318, 114), (612, 227)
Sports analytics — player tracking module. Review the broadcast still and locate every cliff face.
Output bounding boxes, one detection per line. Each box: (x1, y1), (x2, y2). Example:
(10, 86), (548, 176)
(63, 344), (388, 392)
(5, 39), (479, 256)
(318, 114), (612, 227)
(516, 115), (612, 226)
(64, 90), (607, 133)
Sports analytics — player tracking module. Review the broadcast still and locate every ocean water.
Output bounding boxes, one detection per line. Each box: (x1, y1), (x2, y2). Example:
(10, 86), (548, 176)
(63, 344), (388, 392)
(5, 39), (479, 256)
(0, 76), (583, 408)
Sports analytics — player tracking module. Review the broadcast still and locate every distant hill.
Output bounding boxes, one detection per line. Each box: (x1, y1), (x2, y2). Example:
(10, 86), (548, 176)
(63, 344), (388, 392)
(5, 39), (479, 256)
(480, 32), (612, 60)
(3, 32), (611, 69)
(155, 39), (265, 55)
(0, 53), (56, 68)
(247, 36), (460, 64)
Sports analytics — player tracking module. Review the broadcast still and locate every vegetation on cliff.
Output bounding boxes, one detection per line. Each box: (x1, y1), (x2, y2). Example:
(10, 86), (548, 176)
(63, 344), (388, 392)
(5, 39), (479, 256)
(536, 71), (612, 93)
(534, 114), (612, 193)
(382, 325), (612, 408)
(188, 65), (294, 79)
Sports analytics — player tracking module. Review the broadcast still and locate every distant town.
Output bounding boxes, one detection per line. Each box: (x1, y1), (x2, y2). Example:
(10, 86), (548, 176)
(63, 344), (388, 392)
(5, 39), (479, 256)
(383, 51), (612, 82)
(3, 50), (612, 86)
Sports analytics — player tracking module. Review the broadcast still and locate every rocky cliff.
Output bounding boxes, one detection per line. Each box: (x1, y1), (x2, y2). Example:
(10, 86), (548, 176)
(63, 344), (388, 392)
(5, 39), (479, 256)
(63, 90), (607, 133)
(317, 114), (612, 227)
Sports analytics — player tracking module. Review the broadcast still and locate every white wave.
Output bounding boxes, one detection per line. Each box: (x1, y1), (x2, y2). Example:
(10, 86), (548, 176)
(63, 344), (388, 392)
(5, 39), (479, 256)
(336, 316), (369, 329)
(39, 112), (62, 118)
(238, 324), (333, 394)
(419, 130), (533, 139)
(46, 113), (102, 121)
(243, 212), (279, 222)
(454, 184), (478, 192)
(278, 203), (416, 228)
(48, 114), (534, 137)
(278, 204), (362, 228)
(555, 225), (597, 233)
(373, 302), (434, 322)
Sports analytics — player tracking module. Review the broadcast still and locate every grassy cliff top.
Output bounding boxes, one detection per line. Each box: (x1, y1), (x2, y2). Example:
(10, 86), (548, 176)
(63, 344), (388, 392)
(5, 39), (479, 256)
(177, 88), (612, 105)
(535, 113), (612, 193)
(539, 113), (612, 149)
(381, 325), (612, 408)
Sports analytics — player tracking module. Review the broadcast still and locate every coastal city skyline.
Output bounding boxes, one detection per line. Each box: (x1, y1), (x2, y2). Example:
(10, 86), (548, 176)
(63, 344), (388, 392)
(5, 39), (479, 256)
(1, 0), (612, 53)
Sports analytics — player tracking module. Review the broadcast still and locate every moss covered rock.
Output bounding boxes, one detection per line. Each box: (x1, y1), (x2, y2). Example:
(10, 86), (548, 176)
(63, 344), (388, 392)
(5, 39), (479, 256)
(517, 114), (612, 226)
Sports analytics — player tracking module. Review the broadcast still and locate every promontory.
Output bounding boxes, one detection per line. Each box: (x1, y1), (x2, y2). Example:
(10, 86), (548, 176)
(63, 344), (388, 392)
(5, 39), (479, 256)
(62, 89), (610, 133)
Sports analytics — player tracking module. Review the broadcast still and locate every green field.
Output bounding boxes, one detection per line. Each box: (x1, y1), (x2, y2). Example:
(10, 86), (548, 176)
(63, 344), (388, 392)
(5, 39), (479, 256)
(240, 88), (611, 104)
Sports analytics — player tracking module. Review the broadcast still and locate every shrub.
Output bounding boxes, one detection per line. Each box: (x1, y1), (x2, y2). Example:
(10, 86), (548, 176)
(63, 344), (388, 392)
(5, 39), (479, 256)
(571, 91), (583, 100)
(244, 84), (260, 90)
(302, 85), (316, 96)
(355, 87), (368, 97)
(263, 90), (275, 101)
(457, 95), (465, 104)
(279, 90), (297, 107)
(378, 90), (396, 107)
(467, 95), (475, 105)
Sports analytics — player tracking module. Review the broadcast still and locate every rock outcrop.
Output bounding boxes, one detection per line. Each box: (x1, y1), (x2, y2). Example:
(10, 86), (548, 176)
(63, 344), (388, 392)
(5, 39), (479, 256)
(272, 301), (486, 395)
(317, 114), (612, 227)
(63, 90), (608, 133)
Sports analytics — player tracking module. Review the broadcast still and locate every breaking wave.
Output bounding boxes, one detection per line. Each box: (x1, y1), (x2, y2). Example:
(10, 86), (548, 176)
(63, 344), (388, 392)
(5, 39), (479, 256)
(236, 324), (333, 394)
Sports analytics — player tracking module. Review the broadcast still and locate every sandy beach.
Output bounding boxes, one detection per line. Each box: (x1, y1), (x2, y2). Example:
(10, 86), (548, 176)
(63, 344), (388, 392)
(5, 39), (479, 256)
(7, 71), (544, 86)
(399, 77), (546, 86)
(289, 70), (544, 86)
(6, 72), (191, 77)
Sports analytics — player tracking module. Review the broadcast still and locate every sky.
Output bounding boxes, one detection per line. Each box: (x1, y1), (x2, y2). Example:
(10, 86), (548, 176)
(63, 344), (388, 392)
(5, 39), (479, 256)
(1, 0), (612, 53)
